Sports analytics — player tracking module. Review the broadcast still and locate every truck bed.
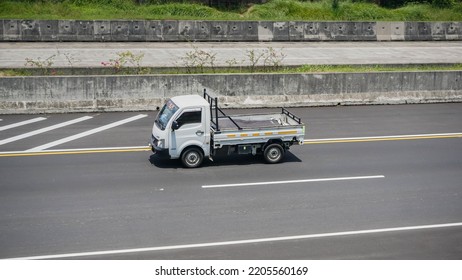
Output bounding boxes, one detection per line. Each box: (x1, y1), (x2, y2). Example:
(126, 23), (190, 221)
(204, 90), (305, 147)
(211, 111), (305, 147)
(215, 113), (300, 132)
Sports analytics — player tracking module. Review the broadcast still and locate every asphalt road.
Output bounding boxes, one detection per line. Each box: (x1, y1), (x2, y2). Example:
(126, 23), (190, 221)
(0, 103), (461, 259)
(1, 41), (462, 68)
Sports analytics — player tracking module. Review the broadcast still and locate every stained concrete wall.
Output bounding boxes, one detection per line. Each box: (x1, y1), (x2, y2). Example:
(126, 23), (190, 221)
(1, 71), (461, 114)
(1, 20), (461, 42)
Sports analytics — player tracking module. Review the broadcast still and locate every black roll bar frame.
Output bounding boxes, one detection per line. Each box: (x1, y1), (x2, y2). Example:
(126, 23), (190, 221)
(203, 89), (242, 132)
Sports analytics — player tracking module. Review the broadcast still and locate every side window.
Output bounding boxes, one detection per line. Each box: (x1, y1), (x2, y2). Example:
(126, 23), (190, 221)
(175, 110), (202, 129)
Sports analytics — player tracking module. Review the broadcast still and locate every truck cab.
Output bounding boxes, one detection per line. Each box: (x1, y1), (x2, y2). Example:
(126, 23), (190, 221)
(151, 95), (211, 167)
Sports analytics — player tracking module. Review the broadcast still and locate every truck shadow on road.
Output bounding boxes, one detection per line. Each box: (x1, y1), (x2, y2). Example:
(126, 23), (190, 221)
(149, 151), (302, 169)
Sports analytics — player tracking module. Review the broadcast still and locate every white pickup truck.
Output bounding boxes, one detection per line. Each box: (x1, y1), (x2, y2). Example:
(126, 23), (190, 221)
(150, 90), (305, 168)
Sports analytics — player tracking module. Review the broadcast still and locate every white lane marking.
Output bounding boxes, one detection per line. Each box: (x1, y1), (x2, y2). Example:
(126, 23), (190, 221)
(202, 175), (385, 189)
(27, 114), (148, 152)
(0, 116), (92, 146)
(0, 117), (47, 132)
(0, 146), (149, 155)
(6, 222), (462, 260)
(44, 146), (149, 152)
(304, 132), (462, 143)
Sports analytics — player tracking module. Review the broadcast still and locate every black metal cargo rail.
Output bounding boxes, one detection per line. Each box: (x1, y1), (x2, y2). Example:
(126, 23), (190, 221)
(203, 89), (242, 132)
(282, 108), (302, 124)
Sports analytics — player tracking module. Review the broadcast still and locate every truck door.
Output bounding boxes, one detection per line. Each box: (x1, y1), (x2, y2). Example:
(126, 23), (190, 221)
(169, 108), (208, 158)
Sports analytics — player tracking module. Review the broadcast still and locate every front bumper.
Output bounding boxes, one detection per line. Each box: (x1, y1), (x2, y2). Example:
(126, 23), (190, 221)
(150, 134), (170, 159)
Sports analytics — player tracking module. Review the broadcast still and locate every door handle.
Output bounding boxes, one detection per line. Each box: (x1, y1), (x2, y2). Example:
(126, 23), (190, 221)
(196, 130), (204, 136)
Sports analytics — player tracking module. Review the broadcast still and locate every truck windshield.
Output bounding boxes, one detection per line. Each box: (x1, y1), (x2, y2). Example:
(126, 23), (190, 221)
(155, 99), (179, 130)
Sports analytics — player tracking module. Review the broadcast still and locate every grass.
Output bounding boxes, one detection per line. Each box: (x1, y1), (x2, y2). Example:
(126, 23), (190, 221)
(0, 1), (236, 20)
(286, 64), (462, 73)
(2, 64), (462, 77)
(1, 0), (462, 21)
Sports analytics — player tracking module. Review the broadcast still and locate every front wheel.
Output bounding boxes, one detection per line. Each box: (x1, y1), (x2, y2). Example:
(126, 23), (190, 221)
(181, 147), (204, 168)
(263, 143), (285, 164)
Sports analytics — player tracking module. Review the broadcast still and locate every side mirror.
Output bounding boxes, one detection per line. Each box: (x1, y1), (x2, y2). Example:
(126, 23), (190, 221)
(171, 121), (179, 131)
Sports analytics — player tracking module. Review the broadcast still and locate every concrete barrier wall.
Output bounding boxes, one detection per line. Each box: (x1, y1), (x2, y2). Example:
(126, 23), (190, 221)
(1, 71), (461, 114)
(1, 20), (461, 42)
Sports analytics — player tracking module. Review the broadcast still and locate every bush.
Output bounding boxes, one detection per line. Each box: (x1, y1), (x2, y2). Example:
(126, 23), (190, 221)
(337, 2), (392, 20)
(394, 4), (431, 21)
(349, 0), (453, 9)
(247, 0), (333, 20)
(431, 0), (455, 8)
(146, 3), (215, 18)
(332, 0), (339, 11)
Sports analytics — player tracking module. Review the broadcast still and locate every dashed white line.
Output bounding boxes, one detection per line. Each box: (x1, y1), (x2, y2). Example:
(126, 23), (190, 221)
(202, 175), (385, 189)
(0, 116), (92, 146)
(6, 222), (462, 260)
(27, 114), (148, 152)
(0, 117), (47, 132)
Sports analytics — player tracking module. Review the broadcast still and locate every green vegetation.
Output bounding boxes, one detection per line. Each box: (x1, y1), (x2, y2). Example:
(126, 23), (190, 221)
(1, 0), (462, 21)
(12, 47), (462, 77)
(2, 64), (462, 77)
(246, 0), (462, 21)
(0, 0), (236, 20)
(285, 64), (462, 73)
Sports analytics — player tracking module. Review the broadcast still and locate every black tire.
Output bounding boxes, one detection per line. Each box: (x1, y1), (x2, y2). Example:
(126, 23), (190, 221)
(263, 143), (285, 164)
(181, 147), (204, 168)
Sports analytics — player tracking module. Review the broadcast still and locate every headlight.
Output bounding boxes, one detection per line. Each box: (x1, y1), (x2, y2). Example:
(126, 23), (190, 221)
(151, 135), (164, 149)
(157, 139), (165, 149)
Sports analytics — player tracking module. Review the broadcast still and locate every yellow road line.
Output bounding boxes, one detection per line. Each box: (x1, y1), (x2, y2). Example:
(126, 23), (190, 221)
(0, 147), (151, 157)
(0, 133), (460, 158)
(304, 133), (462, 144)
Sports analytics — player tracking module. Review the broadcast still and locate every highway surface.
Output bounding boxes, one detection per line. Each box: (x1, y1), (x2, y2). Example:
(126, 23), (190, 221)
(0, 103), (461, 259)
(1, 41), (462, 68)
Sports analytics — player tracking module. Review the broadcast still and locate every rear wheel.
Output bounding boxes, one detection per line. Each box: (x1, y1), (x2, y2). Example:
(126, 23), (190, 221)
(181, 147), (204, 168)
(263, 143), (285, 164)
